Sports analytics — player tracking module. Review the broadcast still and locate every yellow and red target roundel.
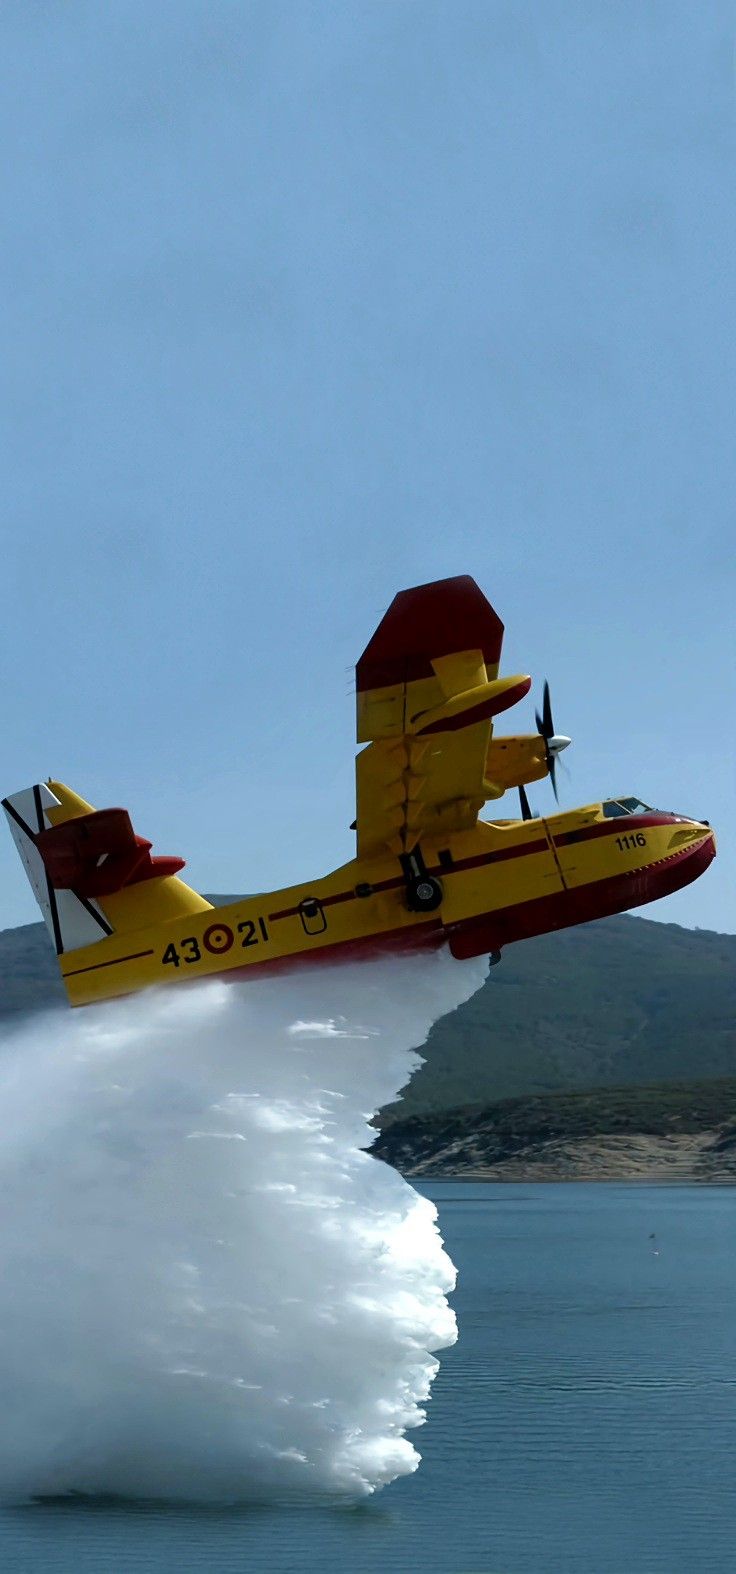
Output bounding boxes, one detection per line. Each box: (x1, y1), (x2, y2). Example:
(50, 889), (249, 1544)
(203, 922), (234, 955)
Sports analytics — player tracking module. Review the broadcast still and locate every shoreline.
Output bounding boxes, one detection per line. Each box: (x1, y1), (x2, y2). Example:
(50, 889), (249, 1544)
(385, 1130), (736, 1185)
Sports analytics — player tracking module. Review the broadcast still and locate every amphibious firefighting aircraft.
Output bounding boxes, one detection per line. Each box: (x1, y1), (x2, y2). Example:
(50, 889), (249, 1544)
(3, 576), (715, 1007)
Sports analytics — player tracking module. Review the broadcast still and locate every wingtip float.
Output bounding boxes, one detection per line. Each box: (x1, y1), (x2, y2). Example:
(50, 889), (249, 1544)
(3, 576), (716, 1007)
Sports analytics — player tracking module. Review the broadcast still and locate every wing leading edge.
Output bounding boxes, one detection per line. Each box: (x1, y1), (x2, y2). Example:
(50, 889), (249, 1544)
(354, 576), (531, 858)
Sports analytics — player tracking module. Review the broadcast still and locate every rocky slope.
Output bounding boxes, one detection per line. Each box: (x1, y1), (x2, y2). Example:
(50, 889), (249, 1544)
(374, 1080), (736, 1182)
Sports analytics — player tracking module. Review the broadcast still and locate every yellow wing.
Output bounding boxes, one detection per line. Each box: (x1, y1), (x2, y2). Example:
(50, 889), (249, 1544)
(355, 576), (531, 858)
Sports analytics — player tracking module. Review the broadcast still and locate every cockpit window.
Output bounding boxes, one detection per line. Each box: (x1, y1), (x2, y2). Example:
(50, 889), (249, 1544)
(602, 798), (653, 818)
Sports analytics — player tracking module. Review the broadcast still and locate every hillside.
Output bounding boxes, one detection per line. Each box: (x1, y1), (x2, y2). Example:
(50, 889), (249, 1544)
(0, 909), (734, 1117)
(386, 914), (736, 1118)
(373, 1079), (736, 1183)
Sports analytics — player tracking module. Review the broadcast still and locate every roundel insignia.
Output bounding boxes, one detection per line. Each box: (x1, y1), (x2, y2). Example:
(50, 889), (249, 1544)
(203, 922), (234, 955)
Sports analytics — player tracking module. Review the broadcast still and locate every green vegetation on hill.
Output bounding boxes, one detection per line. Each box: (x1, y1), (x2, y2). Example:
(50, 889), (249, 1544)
(1, 910), (734, 1119)
(387, 914), (736, 1118)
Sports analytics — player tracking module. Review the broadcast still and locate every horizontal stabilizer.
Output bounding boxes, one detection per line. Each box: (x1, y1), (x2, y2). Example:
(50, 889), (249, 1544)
(36, 808), (186, 896)
(3, 780), (211, 960)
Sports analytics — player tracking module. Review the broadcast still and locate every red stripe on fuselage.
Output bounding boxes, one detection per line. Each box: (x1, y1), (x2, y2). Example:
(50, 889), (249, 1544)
(63, 947), (155, 979)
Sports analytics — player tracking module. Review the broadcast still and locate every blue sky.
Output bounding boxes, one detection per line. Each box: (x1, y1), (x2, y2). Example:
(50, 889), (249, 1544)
(1, 1), (733, 934)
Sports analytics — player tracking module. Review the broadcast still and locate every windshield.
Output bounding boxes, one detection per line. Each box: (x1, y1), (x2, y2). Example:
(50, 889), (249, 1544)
(602, 798), (654, 818)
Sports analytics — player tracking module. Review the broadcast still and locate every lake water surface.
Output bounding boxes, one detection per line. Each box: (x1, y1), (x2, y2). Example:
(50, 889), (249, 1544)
(2, 1182), (734, 1572)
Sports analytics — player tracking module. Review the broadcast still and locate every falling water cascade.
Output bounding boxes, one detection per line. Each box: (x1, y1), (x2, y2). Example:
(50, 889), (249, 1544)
(0, 949), (487, 1503)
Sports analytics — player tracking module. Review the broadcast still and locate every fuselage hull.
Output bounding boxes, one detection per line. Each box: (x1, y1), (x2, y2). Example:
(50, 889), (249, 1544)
(60, 807), (716, 1006)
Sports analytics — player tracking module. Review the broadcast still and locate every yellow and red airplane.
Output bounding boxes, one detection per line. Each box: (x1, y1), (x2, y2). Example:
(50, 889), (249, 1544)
(3, 576), (715, 1008)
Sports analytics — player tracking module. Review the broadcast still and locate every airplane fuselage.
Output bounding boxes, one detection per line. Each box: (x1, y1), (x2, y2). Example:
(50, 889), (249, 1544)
(59, 800), (715, 1006)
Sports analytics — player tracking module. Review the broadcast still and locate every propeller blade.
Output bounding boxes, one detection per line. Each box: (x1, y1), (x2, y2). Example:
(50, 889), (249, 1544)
(534, 677), (569, 805)
(518, 784), (533, 821)
(542, 679), (553, 739)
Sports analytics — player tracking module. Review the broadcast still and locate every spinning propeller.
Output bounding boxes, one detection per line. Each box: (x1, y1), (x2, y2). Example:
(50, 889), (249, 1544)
(517, 682), (571, 819)
(534, 680), (571, 803)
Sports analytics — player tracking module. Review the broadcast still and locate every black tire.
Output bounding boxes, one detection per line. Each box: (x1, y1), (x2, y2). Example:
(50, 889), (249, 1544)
(406, 875), (443, 913)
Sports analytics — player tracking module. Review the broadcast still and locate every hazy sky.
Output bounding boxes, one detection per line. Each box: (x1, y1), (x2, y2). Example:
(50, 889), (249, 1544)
(1, 1), (733, 934)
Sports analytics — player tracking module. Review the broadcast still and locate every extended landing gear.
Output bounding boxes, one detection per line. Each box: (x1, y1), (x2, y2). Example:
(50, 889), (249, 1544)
(400, 850), (444, 913)
(407, 876), (443, 913)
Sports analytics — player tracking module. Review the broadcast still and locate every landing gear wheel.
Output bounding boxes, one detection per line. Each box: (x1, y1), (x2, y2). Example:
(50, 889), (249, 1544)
(406, 875), (443, 913)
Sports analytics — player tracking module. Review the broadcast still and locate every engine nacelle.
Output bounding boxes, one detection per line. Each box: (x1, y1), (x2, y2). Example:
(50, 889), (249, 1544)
(484, 735), (549, 797)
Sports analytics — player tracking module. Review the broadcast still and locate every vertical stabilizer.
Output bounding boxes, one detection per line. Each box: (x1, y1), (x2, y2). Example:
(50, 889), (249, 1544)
(3, 784), (113, 954)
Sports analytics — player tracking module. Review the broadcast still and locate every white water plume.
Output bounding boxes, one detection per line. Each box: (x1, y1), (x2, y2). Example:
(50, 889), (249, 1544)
(0, 949), (487, 1503)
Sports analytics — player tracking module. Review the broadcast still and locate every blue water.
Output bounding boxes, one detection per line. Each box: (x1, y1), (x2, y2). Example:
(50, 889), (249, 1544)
(2, 1183), (735, 1572)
